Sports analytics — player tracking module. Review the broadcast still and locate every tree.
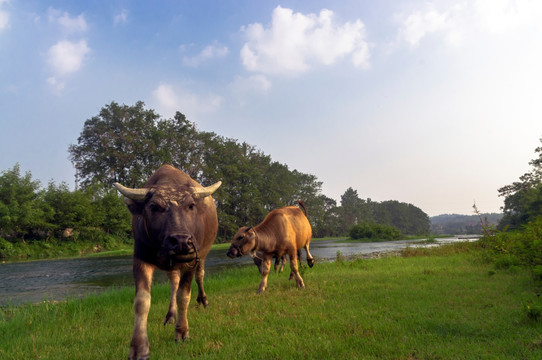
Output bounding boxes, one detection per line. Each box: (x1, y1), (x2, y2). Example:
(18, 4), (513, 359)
(340, 188), (373, 232)
(69, 101), (162, 188)
(0, 164), (50, 240)
(499, 137), (542, 229)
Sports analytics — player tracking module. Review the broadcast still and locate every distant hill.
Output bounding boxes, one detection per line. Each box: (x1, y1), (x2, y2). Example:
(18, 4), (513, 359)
(430, 213), (502, 235)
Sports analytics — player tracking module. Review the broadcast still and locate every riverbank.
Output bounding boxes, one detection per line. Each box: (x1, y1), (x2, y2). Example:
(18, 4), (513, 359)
(0, 236), (344, 262)
(1, 243), (541, 359)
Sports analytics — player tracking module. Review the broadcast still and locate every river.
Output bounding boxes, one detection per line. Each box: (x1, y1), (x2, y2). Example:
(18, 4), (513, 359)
(0, 237), (474, 306)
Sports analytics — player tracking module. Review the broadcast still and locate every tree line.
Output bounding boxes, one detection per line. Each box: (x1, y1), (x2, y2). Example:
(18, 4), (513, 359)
(1, 101), (431, 249)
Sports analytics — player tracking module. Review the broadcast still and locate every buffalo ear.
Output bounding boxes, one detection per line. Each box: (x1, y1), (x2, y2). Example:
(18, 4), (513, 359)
(122, 197), (145, 215)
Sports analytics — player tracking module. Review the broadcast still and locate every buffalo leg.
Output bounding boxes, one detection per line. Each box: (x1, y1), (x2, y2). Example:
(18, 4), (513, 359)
(289, 250), (305, 289)
(175, 269), (195, 342)
(274, 255), (285, 273)
(258, 257), (272, 293)
(304, 243), (315, 268)
(129, 259), (155, 360)
(195, 259), (209, 307)
(164, 270), (180, 325)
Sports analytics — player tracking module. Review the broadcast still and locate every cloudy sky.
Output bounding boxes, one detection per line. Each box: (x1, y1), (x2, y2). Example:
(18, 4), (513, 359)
(1, 0), (541, 216)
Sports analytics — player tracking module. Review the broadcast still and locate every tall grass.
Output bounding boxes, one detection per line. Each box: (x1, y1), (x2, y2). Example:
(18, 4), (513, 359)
(1, 246), (541, 359)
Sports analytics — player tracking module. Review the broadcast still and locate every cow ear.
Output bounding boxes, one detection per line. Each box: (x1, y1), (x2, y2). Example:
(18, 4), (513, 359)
(245, 226), (253, 233)
(122, 197), (145, 215)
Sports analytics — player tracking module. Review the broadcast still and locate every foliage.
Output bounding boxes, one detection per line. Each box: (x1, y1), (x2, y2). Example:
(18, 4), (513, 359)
(339, 188), (430, 236)
(349, 222), (402, 241)
(498, 136), (542, 230)
(68, 101), (337, 241)
(478, 217), (542, 272)
(0, 164), (51, 240)
(0, 164), (132, 259)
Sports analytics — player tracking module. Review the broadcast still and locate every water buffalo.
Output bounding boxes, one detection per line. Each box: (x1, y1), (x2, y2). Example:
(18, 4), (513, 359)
(227, 200), (314, 292)
(114, 165), (221, 360)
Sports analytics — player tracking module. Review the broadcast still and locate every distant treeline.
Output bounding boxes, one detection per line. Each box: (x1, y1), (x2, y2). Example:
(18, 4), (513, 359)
(430, 213), (503, 235)
(0, 101), (431, 254)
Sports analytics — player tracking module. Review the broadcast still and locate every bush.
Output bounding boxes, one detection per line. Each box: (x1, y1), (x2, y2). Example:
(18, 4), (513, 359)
(479, 217), (542, 274)
(0, 237), (14, 258)
(349, 222), (402, 241)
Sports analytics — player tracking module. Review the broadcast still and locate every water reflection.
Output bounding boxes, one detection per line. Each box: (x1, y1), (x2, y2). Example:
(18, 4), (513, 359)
(0, 237), (474, 306)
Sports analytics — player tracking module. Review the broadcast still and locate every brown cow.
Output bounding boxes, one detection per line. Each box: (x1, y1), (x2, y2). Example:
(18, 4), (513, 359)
(114, 165), (221, 360)
(227, 200), (314, 292)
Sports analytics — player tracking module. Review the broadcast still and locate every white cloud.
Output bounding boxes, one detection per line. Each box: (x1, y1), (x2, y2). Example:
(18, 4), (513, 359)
(47, 40), (90, 76)
(240, 6), (370, 75)
(182, 43), (229, 67)
(474, 0), (542, 33)
(152, 83), (223, 119)
(231, 75), (271, 93)
(47, 76), (65, 93)
(229, 75), (272, 105)
(393, 1), (542, 49)
(396, 4), (451, 47)
(114, 9), (128, 25)
(48, 7), (87, 33)
(0, 0), (9, 31)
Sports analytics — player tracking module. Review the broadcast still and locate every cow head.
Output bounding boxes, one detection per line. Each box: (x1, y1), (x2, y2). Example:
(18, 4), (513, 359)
(226, 226), (256, 258)
(114, 181), (221, 266)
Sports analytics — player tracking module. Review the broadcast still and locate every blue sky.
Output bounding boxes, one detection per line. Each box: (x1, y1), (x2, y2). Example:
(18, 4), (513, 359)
(1, 0), (541, 216)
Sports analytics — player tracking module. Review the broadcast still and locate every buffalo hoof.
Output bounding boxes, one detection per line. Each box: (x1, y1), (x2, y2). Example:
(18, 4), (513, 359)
(163, 312), (177, 325)
(307, 258), (315, 268)
(196, 296), (209, 308)
(175, 335), (190, 343)
(128, 350), (150, 360)
(175, 326), (190, 342)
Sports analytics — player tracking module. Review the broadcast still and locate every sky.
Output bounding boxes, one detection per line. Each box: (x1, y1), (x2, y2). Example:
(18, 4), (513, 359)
(1, 0), (541, 217)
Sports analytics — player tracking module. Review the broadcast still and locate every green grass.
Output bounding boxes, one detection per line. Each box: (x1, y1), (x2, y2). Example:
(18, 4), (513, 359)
(1, 246), (541, 359)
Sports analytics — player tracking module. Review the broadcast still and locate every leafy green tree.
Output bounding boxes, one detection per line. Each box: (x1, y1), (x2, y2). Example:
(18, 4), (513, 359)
(349, 222), (402, 241)
(339, 188), (373, 232)
(0, 164), (50, 240)
(374, 200), (430, 235)
(499, 137), (542, 229)
(69, 101), (162, 188)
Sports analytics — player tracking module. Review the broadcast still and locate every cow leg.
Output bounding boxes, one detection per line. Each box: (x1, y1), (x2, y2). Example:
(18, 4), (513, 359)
(175, 269), (195, 342)
(164, 270), (180, 325)
(288, 250), (305, 289)
(279, 255), (286, 273)
(195, 260), (209, 307)
(258, 257), (272, 293)
(273, 256), (280, 272)
(129, 259), (155, 360)
(304, 243), (315, 268)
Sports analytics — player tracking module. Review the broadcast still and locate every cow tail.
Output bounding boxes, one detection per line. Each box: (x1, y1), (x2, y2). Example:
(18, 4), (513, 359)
(296, 200), (308, 217)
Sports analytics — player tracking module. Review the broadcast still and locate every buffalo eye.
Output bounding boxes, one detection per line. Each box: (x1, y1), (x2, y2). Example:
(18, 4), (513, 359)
(149, 203), (165, 213)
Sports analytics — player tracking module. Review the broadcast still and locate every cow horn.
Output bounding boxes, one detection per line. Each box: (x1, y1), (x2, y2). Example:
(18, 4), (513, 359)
(113, 183), (150, 201)
(192, 181), (222, 199)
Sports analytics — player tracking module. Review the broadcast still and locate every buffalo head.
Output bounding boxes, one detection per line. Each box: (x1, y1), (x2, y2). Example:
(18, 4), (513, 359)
(226, 226), (257, 258)
(114, 181), (221, 268)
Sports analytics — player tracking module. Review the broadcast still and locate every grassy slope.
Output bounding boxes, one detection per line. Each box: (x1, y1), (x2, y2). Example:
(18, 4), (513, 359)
(1, 246), (541, 359)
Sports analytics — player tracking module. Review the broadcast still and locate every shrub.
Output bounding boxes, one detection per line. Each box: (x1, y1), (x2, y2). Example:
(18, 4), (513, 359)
(0, 237), (14, 258)
(349, 222), (402, 241)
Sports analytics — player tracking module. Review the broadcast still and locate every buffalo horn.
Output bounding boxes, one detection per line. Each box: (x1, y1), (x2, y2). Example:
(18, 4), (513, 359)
(192, 181), (222, 199)
(113, 183), (150, 201)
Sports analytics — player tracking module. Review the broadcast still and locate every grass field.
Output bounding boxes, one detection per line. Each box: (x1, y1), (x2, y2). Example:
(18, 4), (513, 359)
(1, 244), (541, 359)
